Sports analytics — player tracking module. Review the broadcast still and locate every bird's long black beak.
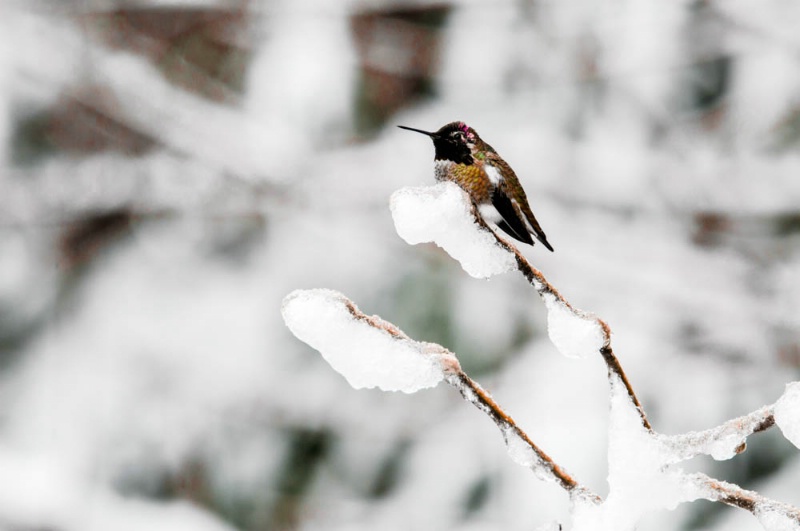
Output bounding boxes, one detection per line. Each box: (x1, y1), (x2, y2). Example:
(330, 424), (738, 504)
(397, 125), (438, 138)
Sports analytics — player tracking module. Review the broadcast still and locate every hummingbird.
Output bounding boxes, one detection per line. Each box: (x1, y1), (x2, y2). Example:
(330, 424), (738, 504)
(398, 121), (554, 251)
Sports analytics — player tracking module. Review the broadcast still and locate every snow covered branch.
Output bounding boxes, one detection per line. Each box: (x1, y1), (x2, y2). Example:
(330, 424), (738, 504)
(282, 286), (800, 529)
(598, 374), (800, 529)
(661, 405), (774, 461)
(282, 289), (800, 530)
(392, 183), (651, 430)
(282, 288), (458, 393)
(280, 183), (800, 530)
(281, 288), (599, 501)
(445, 369), (599, 503)
(689, 472), (800, 527)
(386, 182), (800, 530)
(483, 215), (651, 430)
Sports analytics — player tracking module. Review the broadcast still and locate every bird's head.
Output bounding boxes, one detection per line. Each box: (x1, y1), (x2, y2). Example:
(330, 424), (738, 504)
(398, 121), (487, 165)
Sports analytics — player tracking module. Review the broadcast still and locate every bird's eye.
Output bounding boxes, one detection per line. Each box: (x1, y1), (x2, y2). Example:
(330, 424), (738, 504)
(451, 131), (463, 139)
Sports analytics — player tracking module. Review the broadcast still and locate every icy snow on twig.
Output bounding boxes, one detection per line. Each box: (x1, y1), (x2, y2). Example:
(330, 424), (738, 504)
(599, 375), (800, 530)
(597, 375), (705, 530)
(282, 289), (596, 498)
(775, 381), (800, 450)
(757, 507), (800, 531)
(391, 184), (649, 429)
(281, 289), (458, 393)
(444, 370), (594, 497)
(662, 405), (774, 461)
(390, 182), (516, 279)
(281, 182), (800, 529)
(504, 425), (541, 468)
(543, 294), (605, 359)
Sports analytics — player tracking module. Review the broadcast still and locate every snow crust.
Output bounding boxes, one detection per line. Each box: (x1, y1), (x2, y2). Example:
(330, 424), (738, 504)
(601, 376), (700, 529)
(390, 182), (516, 279)
(568, 375), (711, 531)
(544, 294), (605, 359)
(756, 508), (800, 531)
(569, 379), (800, 531)
(702, 429), (747, 461)
(775, 382), (800, 449)
(662, 405), (775, 462)
(282, 289), (452, 393)
(503, 426), (539, 468)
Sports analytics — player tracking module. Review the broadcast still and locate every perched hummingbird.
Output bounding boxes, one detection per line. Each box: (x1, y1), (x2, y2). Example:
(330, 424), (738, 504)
(398, 121), (554, 251)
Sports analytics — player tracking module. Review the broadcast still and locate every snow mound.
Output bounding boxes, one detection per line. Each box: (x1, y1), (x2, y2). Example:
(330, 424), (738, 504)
(282, 289), (454, 393)
(390, 182), (516, 279)
(544, 294), (605, 359)
(775, 382), (800, 449)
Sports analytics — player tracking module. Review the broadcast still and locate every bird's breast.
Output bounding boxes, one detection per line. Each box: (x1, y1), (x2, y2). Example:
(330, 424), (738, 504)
(434, 161), (492, 203)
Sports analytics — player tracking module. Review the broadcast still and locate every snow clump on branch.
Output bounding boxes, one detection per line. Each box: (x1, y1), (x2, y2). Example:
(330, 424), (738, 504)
(281, 289), (458, 393)
(390, 182), (517, 279)
(543, 294), (606, 359)
(775, 382), (800, 449)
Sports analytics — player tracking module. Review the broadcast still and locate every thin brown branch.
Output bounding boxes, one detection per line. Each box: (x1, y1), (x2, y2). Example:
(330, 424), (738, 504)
(754, 413), (777, 433)
(661, 405), (776, 461)
(689, 473), (800, 523)
(344, 299), (412, 341)
(289, 278), (800, 523)
(334, 289), (595, 501)
(599, 342), (649, 430)
(468, 205), (651, 431)
(445, 369), (601, 504)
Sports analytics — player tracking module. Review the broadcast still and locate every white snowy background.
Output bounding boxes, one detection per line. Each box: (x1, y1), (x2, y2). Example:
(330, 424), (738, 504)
(0, 1), (799, 530)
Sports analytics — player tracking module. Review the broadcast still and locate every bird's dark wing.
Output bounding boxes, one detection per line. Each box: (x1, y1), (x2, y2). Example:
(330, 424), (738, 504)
(530, 222), (554, 251)
(517, 200), (554, 252)
(490, 156), (554, 252)
(491, 189), (534, 245)
(496, 220), (533, 245)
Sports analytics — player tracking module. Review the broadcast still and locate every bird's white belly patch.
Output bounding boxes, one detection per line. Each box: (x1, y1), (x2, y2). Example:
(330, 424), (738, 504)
(484, 164), (503, 185)
(434, 160), (451, 181)
(478, 203), (503, 224)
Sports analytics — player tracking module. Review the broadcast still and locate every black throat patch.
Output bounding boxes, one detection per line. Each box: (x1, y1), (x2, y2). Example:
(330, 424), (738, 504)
(433, 139), (473, 165)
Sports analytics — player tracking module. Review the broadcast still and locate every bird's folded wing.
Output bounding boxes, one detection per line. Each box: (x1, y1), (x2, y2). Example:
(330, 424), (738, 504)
(491, 188), (534, 245)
